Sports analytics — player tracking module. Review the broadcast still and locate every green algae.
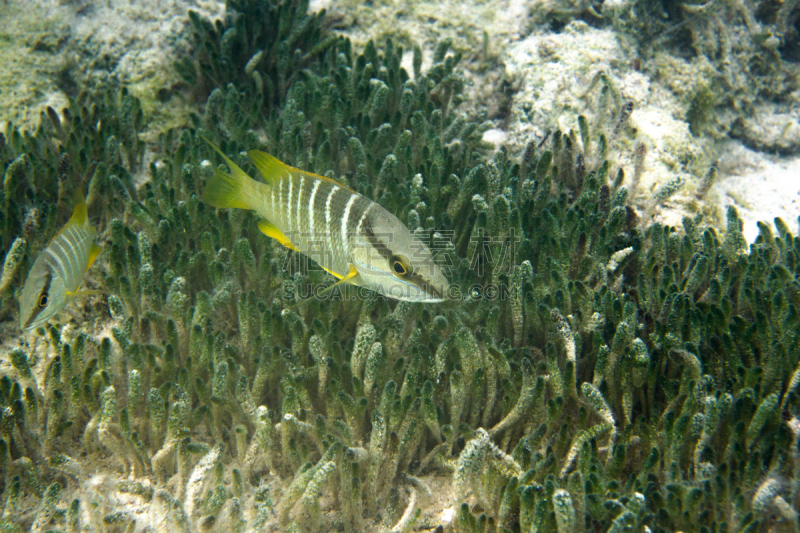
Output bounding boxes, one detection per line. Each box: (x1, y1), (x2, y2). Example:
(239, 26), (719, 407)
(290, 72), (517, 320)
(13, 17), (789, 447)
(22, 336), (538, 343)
(0, 0), (799, 532)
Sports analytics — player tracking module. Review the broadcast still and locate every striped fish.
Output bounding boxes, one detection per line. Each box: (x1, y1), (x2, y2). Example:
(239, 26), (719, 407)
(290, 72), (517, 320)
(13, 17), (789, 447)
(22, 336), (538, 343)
(203, 143), (450, 302)
(19, 193), (101, 330)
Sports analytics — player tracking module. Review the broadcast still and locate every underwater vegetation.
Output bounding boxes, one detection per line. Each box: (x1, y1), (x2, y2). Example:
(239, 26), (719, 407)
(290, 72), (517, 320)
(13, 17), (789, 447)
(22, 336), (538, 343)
(0, 0), (798, 531)
(174, 0), (337, 116)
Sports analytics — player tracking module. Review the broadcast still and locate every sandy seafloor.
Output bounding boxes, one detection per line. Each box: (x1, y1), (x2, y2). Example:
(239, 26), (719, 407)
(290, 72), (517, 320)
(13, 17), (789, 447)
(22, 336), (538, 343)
(1, 0), (799, 530)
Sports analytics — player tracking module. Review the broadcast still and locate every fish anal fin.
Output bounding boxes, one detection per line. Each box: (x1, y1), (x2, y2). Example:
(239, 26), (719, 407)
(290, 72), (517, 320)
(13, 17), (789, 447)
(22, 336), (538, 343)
(257, 219), (298, 251)
(319, 265), (360, 297)
(248, 149), (355, 193)
(87, 243), (102, 270)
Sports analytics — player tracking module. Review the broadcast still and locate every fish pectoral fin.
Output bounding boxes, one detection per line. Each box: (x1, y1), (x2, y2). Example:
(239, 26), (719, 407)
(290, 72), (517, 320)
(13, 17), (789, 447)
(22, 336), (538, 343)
(87, 243), (102, 270)
(257, 219), (298, 251)
(318, 265), (360, 297)
(319, 264), (344, 280)
(66, 289), (104, 297)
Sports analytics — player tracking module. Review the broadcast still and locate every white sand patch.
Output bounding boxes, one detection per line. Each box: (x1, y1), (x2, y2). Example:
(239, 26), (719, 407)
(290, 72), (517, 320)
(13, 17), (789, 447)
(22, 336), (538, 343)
(712, 141), (800, 242)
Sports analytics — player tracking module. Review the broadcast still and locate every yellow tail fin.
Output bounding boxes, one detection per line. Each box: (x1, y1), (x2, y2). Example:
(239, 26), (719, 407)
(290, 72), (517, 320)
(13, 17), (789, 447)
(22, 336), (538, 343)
(203, 168), (252, 209)
(69, 191), (88, 225)
(202, 138), (253, 210)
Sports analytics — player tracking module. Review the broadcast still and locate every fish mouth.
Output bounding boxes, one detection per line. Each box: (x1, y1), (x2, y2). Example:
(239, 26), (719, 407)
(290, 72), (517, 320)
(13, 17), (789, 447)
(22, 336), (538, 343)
(19, 270), (53, 331)
(21, 313), (43, 331)
(394, 264), (449, 301)
(418, 279), (450, 302)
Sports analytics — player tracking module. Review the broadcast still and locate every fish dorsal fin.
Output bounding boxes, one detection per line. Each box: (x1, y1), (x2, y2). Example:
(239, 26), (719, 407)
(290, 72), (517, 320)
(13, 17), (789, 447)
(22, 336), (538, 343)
(257, 219), (298, 251)
(248, 150), (355, 193)
(319, 265), (360, 296)
(315, 172), (355, 193)
(87, 242), (102, 270)
(247, 150), (285, 186)
(69, 191), (88, 226)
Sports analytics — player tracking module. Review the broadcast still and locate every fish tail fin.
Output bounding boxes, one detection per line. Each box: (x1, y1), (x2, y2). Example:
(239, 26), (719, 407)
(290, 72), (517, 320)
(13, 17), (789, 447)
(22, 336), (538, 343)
(203, 167), (253, 210)
(201, 137), (255, 210)
(69, 190), (88, 225)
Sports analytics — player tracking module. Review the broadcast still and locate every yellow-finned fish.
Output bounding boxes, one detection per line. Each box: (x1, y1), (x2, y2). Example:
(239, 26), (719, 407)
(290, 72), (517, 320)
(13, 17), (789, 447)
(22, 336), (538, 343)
(19, 193), (102, 330)
(203, 143), (450, 302)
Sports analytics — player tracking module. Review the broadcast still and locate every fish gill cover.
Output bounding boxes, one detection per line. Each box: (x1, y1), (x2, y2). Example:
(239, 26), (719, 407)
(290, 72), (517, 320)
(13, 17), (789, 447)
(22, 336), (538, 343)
(0, 0), (798, 531)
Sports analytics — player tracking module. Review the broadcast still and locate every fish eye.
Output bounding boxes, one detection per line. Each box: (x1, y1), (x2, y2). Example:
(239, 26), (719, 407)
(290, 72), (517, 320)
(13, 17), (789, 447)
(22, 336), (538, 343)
(391, 255), (410, 276)
(38, 294), (49, 308)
